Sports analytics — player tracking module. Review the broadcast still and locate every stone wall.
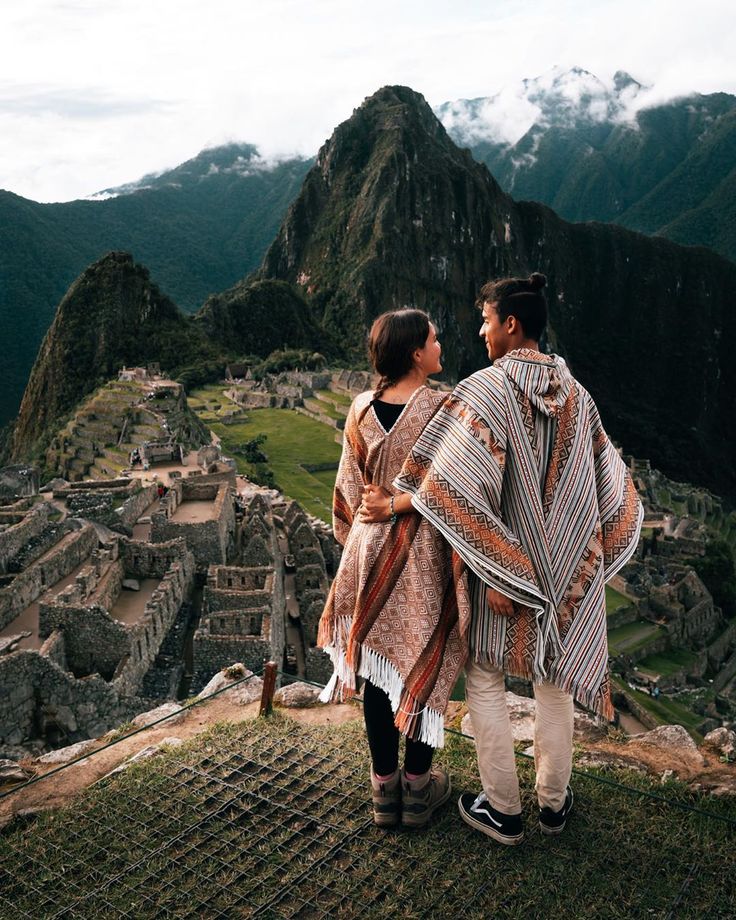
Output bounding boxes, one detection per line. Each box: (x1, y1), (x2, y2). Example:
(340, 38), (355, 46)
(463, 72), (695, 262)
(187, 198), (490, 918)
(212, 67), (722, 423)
(121, 537), (190, 579)
(0, 650), (144, 749)
(40, 629), (67, 669)
(0, 523), (98, 631)
(150, 479), (235, 573)
(117, 482), (158, 527)
(333, 370), (376, 393)
(10, 521), (70, 573)
(39, 600), (129, 679)
(112, 541), (196, 696)
(606, 604), (641, 630)
(0, 465), (39, 500)
(707, 620), (736, 669)
(0, 502), (51, 575)
(713, 648), (736, 693)
(190, 634), (272, 688)
(305, 647), (333, 684)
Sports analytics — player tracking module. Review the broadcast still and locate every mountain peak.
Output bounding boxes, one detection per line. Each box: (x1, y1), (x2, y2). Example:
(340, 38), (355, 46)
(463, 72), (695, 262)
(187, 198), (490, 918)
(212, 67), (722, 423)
(10, 252), (187, 459)
(435, 66), (645, 146)
(91, 142), (302, 199)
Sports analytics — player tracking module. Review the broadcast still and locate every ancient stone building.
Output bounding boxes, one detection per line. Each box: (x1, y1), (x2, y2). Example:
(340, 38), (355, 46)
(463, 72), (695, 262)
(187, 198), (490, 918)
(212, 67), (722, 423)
(282, 500), (332, 682)
(150, 475), (236, 573)
(191, 563), (285, 691)
(0, 535), (195, 752)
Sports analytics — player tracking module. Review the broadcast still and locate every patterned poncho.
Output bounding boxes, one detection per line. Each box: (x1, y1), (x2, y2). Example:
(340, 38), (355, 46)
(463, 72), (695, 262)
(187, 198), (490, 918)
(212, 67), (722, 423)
(318, 385), (469, 747)
(394, 350), (643, 719)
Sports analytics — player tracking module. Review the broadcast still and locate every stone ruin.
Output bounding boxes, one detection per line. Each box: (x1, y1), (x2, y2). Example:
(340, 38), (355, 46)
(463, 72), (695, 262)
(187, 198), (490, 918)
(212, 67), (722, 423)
(610, 457), (736, 717)
(0, 520), (195, 753)
(226, 369), (333, 411)
(150, 475), (237, 573)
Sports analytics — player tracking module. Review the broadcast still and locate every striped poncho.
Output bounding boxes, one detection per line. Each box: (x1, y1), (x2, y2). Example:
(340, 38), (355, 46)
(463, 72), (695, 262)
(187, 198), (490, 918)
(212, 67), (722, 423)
(318, 385), (469, 748)
(394, 349), (643, 719)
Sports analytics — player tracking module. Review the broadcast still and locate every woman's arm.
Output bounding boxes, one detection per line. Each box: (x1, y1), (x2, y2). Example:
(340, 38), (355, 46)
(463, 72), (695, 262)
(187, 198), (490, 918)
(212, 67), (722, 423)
(357, 484), (414, 523)
(332, 402), (366, 544)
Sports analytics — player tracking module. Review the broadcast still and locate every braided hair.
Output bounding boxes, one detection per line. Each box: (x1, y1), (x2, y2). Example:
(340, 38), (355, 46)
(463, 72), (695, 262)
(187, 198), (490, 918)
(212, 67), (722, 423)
(367, 309), (431, 400)
(476, 272), (548, 341)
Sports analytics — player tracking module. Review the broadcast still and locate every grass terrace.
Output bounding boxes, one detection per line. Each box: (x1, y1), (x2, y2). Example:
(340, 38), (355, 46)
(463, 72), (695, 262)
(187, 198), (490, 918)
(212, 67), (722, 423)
(616, 680), (705, 737)
(637, 649), (700, 678)
(315, 388), (353, 407)
(209, 409), (341, 521)
(607, 620), (665, 656)
(1, 715), (734, 918)
(605, 585), (631, 613)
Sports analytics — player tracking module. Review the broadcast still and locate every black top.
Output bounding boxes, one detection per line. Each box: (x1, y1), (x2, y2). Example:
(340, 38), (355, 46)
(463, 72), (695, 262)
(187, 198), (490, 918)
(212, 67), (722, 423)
(372, 399), (405, 432)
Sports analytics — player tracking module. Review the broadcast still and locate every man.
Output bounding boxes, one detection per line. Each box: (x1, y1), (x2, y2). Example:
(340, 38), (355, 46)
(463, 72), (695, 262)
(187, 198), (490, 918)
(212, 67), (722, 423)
(393, 272), (643, 844)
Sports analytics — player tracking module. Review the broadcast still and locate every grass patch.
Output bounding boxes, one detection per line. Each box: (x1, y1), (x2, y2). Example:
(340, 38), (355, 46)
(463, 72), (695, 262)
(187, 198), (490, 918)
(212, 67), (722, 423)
(607, 620), (665, 655)
(208, 408), (341, 521)
(316, 387), (352, 407)
(637, 648), (699, 677)
(1, 717), (733, 918)
(623, 684), (705, 736)
(605, 584), (631, 613)
(304, 397), (345, 421)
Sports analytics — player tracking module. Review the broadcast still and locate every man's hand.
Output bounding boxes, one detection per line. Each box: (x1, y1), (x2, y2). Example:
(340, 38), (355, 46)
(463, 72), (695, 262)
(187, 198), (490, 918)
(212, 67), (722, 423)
(358, 484), (392, 522)
(486, 587), (515, 616)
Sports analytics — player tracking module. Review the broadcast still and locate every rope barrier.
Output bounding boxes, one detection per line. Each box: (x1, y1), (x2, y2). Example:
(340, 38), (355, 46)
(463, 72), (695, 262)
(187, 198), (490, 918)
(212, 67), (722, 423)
(2, 665), (734, 827)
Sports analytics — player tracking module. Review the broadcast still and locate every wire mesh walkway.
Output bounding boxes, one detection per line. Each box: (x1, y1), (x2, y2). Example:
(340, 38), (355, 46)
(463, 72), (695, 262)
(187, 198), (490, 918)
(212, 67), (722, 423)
(1, 691), (735, 919)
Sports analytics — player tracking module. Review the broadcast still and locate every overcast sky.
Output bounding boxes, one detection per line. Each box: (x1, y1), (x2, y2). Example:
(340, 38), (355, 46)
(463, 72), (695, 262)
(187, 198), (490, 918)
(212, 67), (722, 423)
(2, 0), (734, 202)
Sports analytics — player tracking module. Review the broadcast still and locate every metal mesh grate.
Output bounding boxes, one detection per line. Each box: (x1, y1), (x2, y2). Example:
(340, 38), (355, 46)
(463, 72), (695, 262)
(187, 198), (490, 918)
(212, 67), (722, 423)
(1, 717), (734, 919)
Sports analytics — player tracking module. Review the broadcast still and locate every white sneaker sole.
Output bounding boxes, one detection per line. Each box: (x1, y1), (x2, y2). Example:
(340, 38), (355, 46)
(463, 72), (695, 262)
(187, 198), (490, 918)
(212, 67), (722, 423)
(457, 796), (524, 846)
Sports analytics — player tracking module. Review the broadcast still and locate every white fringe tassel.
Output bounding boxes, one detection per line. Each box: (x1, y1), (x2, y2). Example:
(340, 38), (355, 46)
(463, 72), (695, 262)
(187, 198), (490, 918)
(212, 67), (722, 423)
(357, 646), (445, 749)
(319, 638), (446, 747)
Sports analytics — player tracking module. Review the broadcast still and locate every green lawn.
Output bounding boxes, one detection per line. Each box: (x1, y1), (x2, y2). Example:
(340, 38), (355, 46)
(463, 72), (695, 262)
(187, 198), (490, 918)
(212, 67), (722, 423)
(209, 408), (342, 521)
(605, 584), (631, 613)
(316, 388), (352, 407)
(637, 648), (699, 678)
(622, 682), (704, 737)
(607, 620), (665, 655)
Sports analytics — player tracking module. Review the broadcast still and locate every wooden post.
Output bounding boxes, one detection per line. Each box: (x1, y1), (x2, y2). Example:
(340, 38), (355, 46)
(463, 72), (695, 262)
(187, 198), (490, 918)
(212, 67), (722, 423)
(259, 661), (277, 716)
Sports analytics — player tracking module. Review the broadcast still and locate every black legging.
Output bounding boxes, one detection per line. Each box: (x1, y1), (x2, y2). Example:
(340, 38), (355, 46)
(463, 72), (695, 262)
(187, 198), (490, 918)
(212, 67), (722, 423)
(363, 680), (434, 776)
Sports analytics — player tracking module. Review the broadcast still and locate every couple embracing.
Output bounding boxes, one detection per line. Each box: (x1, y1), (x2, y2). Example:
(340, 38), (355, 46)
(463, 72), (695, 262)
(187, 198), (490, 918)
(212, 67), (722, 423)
(318, 273), (643, 844)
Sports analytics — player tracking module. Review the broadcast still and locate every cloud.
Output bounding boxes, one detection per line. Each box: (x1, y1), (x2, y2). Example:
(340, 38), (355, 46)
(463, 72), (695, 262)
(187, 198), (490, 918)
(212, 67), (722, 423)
(0, 85), (172, 119)
(0, 0), (734, 201)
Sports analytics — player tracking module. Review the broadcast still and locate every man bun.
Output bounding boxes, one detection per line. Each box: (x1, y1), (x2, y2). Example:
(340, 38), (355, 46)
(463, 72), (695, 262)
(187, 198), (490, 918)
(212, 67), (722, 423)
(528, 272), (547, 291)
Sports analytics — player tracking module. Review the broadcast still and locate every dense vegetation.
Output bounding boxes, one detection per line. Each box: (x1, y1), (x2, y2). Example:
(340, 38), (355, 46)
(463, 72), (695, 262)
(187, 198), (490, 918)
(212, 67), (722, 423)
(259, 85), (736, 500)
(0, 145), (311, 427)
(5, 256), (326, 464)
(450, 91), (736, 263)
(7, 86), (736, 499)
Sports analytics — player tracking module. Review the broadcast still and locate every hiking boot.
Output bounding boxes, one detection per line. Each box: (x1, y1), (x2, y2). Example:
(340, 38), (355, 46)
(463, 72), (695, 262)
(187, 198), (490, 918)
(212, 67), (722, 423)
(370, 769), (401, 827)
(539, 786), (574, 836)
(457, 791), (524, 845)
(401, 767), (451, 827)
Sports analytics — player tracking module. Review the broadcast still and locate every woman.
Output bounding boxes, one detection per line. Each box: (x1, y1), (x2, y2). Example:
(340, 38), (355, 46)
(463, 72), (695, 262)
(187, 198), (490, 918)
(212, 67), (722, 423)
(318, 309), (469, 828)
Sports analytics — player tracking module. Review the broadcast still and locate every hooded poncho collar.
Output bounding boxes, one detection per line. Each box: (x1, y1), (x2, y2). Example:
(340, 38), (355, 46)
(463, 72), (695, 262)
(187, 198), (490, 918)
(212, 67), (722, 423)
(494, 348), (573, 418)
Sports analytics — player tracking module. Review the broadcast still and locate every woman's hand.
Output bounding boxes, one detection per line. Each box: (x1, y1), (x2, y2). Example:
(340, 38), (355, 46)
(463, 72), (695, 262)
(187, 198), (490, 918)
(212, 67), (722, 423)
(358, 484), (392, 523)
(486, 587), (515, 616)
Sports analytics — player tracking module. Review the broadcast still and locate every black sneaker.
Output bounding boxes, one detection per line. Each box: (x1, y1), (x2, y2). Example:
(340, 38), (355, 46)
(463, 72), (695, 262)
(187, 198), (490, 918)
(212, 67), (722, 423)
(539, 786), (574, 835)
(457, 792), (524, 845)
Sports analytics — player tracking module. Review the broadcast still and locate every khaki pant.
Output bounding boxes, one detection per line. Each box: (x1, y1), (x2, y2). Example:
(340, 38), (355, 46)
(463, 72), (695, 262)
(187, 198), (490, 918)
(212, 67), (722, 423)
(465, 660), (574, 814)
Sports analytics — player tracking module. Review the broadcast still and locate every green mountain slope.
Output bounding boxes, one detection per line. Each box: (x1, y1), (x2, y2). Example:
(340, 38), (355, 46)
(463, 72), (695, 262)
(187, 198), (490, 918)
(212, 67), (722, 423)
(439, 77), (736, 262)
(0, 145), (311, 428)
